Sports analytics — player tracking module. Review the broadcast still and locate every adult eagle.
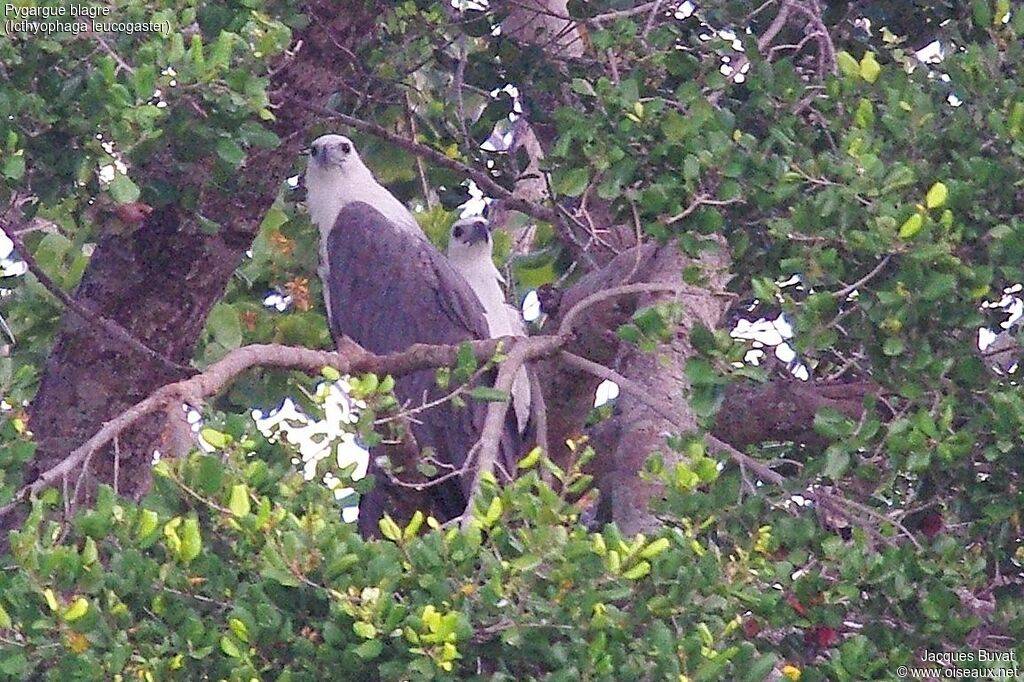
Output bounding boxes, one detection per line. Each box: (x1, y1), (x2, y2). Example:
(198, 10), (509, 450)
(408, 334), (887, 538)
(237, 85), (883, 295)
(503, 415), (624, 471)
(304, 134), (522, 534)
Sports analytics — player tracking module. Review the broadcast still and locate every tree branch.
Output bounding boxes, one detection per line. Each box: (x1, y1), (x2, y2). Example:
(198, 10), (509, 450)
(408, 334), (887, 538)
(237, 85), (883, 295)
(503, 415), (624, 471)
(557, 281), (735, 337)
(560, 351), (787, 487)
(834, 254), (892, 300)
(0, 336), (566, 520)
(461, 335), (565, 526)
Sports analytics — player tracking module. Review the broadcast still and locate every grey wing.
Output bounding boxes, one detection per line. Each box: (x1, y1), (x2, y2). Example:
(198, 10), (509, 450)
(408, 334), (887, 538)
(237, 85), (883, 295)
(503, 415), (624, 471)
(324, 202), (520, 528)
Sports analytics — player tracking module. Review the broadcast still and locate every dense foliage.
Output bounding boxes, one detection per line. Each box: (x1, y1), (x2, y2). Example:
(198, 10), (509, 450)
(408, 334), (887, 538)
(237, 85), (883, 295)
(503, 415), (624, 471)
(1, 0), (1023, 679)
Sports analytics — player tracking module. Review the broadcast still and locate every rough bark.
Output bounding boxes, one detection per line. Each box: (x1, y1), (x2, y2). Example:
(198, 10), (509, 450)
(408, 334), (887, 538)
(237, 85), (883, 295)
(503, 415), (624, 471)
(601, 245), (731, 533)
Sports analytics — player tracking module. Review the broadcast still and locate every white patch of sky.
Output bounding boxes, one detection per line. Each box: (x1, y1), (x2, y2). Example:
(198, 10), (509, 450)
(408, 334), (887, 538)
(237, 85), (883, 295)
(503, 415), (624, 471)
(522, 289), (541, 323)
(675, 1), (696, 20)
(0, 231), (12, 260)
(594, 380), (619, 408)
(915, 40), (944, 64)
(250, 382), (368, 523)
(263, 291), (292, 311)
(978, 286), (1024, 355)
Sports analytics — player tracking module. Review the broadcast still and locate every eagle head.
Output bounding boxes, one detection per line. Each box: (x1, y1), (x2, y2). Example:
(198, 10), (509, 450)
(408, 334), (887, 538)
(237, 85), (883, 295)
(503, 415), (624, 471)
(447, 216), (492, 258)
(308, 134), (358, 171)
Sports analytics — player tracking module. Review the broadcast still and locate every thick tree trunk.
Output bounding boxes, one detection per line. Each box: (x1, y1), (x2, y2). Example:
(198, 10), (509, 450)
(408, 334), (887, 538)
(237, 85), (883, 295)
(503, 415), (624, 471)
(603, 245), (732, 533)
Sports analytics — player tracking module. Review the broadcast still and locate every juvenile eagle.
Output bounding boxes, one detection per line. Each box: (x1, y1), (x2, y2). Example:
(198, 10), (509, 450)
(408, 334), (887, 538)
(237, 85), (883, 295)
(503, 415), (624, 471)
(446, 215), (533, 434)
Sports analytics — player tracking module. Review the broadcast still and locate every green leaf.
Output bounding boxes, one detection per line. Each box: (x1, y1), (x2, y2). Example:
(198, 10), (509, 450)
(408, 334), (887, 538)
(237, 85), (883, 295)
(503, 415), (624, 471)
(196, 455), (224, 494)
(482, 496), (503, 526)
(814, 409), (855, 439)
(43, 589), (59, 612)
(200, 427), (231, 449)
(207, 304), (243, 349)
(898, 213), (924, 239)
(854, 99), (875, 128)
(551, 167), (590, 197)
(403, 510), (424, 540)
(622, 561), (651, 580)
(824, 449), (850, 480)
(836, 51), (859, 79)
(179, 517), (202, 563)
(132, 64), (156, 100)
(353, 639), (383, 660)
(136, 508), (159, 540)
(109, 174), (141, 203)
(685, 358), (723, 386)
(640, 538), (671, 559)
(859, 52), (881, 83)
(220, 635), (241, 658)
(229, 618), (249, 643)
(379, 515), (402, 542)
(973, 0), (993, 28)
(512, 554), (541, 571)
(882, 337), (904, 356)
(260, 566), (300, 587)
(751, 277), (777, 302)
(2, 153), (25, 180)
(353, 621), (377, 639)
(228, 484), (251, 517)
(925, 182), (948, 209)
(62, 597), (89, 622)
(518, 446), (542, 470)
(0, 602), (12, 629)
(661, 111), (688, 143)
(216, 138), (246, 167)
(743, 654), (779, 682)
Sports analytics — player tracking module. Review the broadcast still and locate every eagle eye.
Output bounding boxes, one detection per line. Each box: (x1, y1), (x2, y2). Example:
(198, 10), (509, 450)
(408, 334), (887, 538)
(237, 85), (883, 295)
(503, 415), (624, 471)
(453, 226), (464, 239)
(340, 142), (351, 154)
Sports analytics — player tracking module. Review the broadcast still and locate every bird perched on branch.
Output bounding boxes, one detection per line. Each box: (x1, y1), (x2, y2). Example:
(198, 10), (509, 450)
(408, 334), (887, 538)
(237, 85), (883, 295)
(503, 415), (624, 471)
(446, 215), (533, 433)
(304, 136), (523, 535)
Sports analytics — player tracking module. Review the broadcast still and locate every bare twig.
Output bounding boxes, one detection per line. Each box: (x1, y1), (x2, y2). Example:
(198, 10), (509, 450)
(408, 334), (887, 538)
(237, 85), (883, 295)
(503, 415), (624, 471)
(664, 195), (742, 225)
(373, 362), (491, 426)
(93, 33), (135, 75)
(789, 0), (837, 74)
(641, 0), (666, 41)
(405, 92), (436, 210)
(557, 281), (734, 337)
(527, 366), (549, 459)
(834, 255), (892, 300)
